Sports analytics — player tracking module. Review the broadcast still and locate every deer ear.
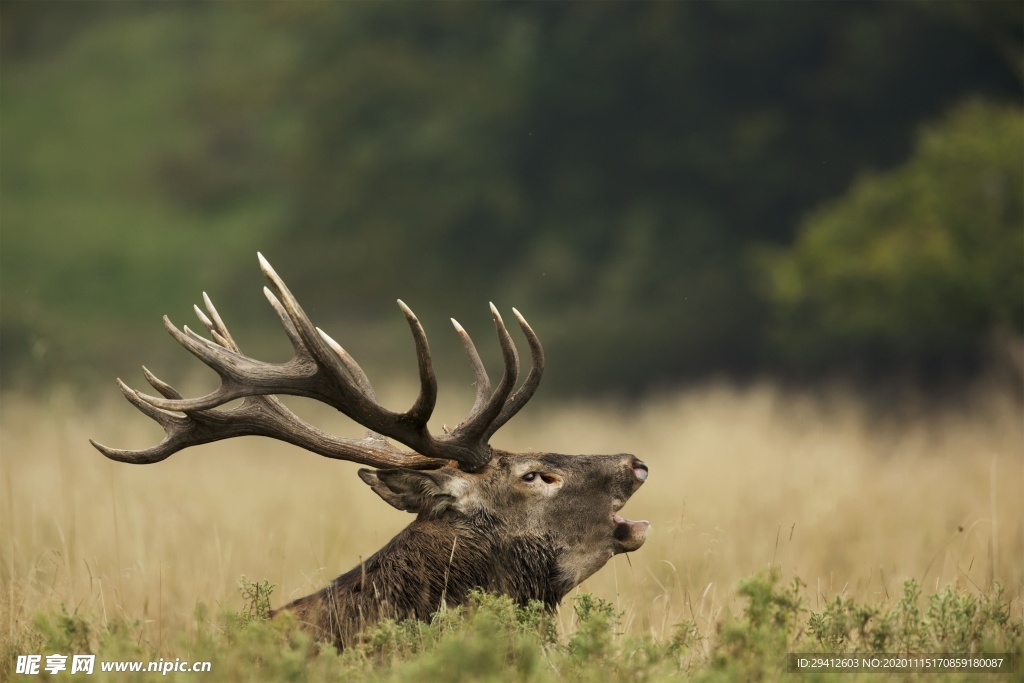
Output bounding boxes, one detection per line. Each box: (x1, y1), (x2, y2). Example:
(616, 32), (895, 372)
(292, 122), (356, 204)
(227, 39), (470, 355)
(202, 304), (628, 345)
(358, 468), (461, 514)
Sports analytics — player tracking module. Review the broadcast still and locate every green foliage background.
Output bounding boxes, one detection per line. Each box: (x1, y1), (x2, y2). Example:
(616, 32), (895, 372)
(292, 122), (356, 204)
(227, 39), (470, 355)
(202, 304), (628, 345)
(761, 100), (1024, 377)
(2, 1), (1021, 394)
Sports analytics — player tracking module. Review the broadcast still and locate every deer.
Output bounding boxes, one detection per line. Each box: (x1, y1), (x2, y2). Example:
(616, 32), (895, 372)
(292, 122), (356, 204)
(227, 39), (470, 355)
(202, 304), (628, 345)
(91, 254), (650, 649)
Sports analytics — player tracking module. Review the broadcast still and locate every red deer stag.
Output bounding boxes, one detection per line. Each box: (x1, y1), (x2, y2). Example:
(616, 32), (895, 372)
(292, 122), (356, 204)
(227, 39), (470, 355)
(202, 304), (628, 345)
(91, 254), (649, 649)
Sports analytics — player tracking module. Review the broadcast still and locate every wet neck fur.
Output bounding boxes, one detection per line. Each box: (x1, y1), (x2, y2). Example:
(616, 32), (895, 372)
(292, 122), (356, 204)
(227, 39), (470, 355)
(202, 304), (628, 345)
(276, 514), (570, 649)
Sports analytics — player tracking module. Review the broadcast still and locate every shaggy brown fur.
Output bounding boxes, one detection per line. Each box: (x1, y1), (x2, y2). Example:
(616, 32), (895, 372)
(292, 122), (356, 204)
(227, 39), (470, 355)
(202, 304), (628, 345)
(273, 451), (649, 649)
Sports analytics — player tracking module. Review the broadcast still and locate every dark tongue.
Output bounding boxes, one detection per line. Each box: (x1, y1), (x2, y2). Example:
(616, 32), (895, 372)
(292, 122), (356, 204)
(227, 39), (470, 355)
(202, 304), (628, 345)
(613, 514), (650, 540)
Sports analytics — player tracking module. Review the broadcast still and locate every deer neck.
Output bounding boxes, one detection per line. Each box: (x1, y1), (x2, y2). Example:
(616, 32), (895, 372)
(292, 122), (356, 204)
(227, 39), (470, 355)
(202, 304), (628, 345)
(365, 515), (571, 608)
(280, 514), (570, 649)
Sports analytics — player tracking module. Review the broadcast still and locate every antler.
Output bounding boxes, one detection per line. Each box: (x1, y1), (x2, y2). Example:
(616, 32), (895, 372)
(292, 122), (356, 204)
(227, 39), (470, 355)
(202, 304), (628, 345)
(90, 253), (544, 472)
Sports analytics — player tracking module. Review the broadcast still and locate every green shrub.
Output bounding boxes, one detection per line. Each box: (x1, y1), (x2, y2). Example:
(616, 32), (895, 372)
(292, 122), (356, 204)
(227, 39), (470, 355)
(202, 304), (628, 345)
(3, 574), (1020, 682)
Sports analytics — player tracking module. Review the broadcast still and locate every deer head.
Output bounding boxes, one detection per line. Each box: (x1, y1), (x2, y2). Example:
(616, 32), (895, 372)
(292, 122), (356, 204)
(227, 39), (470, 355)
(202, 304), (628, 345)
(91, 254), (649, 647)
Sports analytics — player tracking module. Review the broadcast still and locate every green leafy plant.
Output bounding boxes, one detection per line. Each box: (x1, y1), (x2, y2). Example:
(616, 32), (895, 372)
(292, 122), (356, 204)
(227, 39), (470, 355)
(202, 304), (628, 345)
(3, 575), (1020, 682)
(225, 575), (276, 634)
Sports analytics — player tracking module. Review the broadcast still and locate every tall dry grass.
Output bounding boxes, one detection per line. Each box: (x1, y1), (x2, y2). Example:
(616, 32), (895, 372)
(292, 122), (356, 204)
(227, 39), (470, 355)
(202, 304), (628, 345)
(2, 381), (1021, 650)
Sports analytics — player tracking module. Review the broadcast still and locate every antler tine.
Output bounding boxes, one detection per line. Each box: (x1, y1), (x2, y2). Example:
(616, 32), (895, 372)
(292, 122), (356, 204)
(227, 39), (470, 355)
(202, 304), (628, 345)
(117, 377), (180, 427)
(396, 300), (438, 424)
(315, 327), (390, 444)
(448, 303), (519, 443)
(89, 437), (181, 465)
(199, 292), (241, 353)
(485, 307), (545, 439)
(451, 318), (491, 418)
(193, 305), (234, 352)
(193, 304), (215, 333)
(261, 287), (307, 357)
(317, 327), (377, 401)
(142, 365), (185, 399)
(260, 282), (376, 404)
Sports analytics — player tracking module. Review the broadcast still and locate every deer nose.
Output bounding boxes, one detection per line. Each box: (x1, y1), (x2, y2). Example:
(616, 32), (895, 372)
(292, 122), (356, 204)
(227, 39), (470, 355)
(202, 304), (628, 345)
(632, 459), (649, 482)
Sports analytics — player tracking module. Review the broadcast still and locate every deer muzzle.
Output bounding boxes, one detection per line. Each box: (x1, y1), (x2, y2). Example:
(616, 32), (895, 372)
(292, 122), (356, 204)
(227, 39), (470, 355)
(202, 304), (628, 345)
(609, 456), (649, 552)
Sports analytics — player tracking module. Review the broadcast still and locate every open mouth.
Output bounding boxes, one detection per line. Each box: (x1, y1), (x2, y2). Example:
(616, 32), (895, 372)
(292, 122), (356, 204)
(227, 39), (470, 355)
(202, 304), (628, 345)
(612, 512), (649, 552)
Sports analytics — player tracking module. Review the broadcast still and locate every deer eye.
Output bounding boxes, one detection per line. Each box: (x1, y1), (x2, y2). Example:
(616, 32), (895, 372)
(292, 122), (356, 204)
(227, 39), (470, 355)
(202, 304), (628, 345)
(522, 472), (559, 485)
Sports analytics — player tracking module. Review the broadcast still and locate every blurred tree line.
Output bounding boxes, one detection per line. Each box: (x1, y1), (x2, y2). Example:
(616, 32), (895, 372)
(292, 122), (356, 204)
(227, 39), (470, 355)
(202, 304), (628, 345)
(1, 1), (1021, 395)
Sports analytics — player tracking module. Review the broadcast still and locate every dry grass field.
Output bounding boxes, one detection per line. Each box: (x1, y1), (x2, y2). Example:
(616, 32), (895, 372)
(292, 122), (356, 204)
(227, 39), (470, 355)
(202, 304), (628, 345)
(2, 380), (1022, 673)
